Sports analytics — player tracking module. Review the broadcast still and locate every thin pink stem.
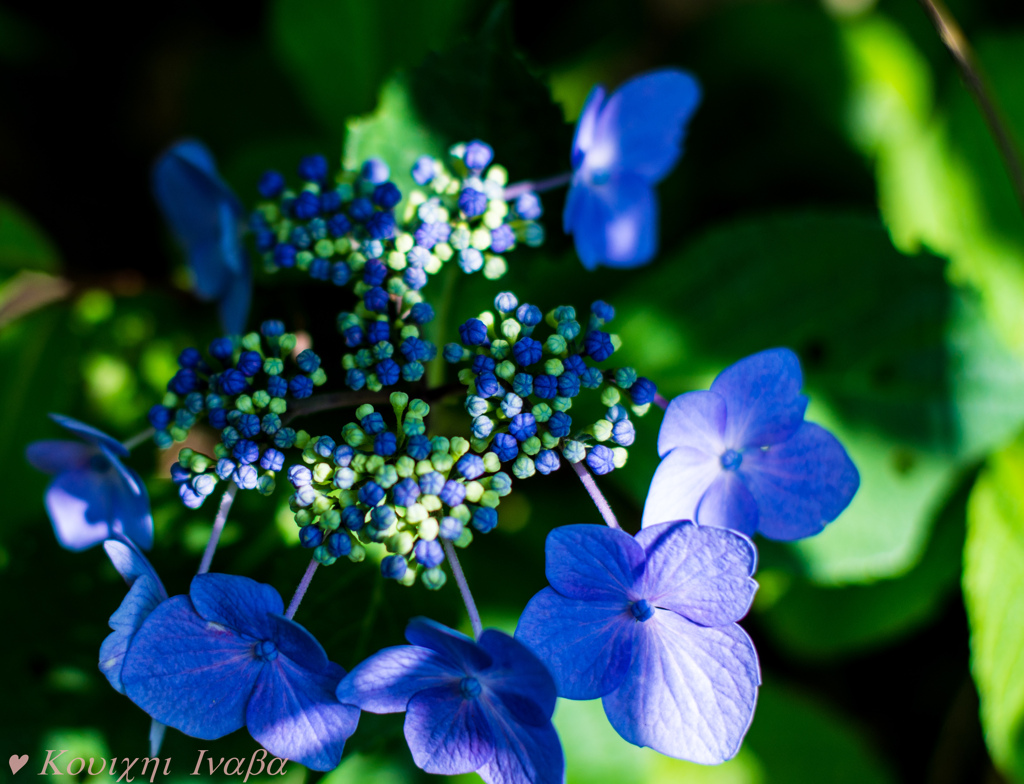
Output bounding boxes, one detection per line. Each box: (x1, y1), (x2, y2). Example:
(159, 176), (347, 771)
(654, 393), (670, 411)
(197, 482), (238, 574)
(572, 460), (621, 530)
(285, 559), (320, 620)
(502, 172), (573, 201)
(442, 538), (483, 638)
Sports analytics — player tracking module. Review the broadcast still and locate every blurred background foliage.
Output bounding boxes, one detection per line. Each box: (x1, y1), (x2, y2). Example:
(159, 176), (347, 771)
(1, 0), (1024, 781)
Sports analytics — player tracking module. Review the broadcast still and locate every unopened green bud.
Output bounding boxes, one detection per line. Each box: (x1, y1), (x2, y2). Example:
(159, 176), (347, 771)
(449, 437), (470, 459)
(422, 567), (447, 590)
(406, 503), (428, 523)
(522, 436), (541, 456)
(593, 420), (614, 442)
(495, 360), (516, 381)
(313, 462), (333, 484)
(322, 509), (342, 530)
(191, 454), (212, 473)
(419, 517), (439, 540)
(421, 494), (442, 512)
(278, 334), (297, 353)
(480, 490), (500, 508)
(313, 546), (337, 566)
(235, 395), (255, 413)
(464, 481), (484, 504)
(396, 455), (416, 478)
(269, 397), (288, 415)
(294, 508), (314, 526)
(241, 332), (262, 352)
(177, 448), (195, 468)
(348, 544), (366, 563)
(294, 430), (311, 449)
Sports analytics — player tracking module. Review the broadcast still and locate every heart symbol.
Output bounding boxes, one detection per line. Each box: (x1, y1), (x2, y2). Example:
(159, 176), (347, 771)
(9, 755), (28, 775)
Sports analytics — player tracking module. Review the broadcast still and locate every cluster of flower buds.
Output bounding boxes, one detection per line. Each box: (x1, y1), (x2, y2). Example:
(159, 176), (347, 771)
(148, 320), (326, 506)
(336, 300), (438, 391)
(444, 295), (656, 479)
(248, 142), (545, 312)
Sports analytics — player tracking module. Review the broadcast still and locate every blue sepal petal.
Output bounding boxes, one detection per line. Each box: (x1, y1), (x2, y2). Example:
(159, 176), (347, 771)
(544, 524), (644, 602)
(405, 684), (496, 775)
(336, 645), (458, 714)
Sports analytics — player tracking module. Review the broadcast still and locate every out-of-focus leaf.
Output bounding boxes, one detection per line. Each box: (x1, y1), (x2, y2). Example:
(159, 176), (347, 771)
(553, 679), (896, 784)
(756, 472), (967, 659)
(964, 439), (1024, 781)
(271, 0), (471, 136)
(611, 213), (1024, 583)
(343, 77), (447, 205)
(0, 199), (60, 276)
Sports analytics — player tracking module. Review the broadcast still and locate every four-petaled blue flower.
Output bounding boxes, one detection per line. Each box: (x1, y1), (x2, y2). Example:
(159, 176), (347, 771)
(516, 521), (760, 764)
(26, 414), (153, 551)
(121, 573), (359, 771)
(152, 139), (251, 335)
(563, 69), (701, 270)
(643, 348), (859, 540)
(337, 618), (564, 784)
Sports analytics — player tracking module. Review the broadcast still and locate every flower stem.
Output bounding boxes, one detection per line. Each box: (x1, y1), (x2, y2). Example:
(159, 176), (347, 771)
(285, 558), (319, 620)
(197, 482), (238, 575)
(502, 172), (573, 201)
(572, 460), (621, 530)
(654, 393), (670, 411)
(122, 428), (155, 451)
(918, 0), (1024, 216)
(441, 538), (483, 639)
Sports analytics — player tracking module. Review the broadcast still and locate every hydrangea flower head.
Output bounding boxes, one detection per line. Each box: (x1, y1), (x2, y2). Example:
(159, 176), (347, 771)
(153, 139), (251, 335)
(643, 348), (859, 540)
(516, 521), (759, 764)
(26, 414), (153, 551)
(337, 617), (564, 784)
(121, 573), (359, 771)
(563, 69), (701, 270)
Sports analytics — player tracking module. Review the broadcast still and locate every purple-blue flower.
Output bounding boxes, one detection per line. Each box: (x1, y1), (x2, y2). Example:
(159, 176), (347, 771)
(26, 414), (153, 551)
(152, 139), (251, 335)
(336, 617), (564, 784)
(516, 522), (759, 764)
(643, 348), (859, 540)
(120, 573), (359, 771)
(563, 69), (701, 270)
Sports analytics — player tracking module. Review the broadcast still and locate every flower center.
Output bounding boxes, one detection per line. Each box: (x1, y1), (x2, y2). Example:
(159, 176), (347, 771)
(720, 449), (742, 471)
(630, 599), (654, 622)
(459, 676), (482, 700)
(254, 640), (278, 662)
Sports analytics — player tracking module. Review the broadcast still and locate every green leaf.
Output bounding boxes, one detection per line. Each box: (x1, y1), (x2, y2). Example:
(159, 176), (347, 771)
(553, 679), (897, 784)
(0, 198), (60, 275)
(610, 212), (1024, 582)
(343, 77), (448, 205)
(964, 440), (1024, 781)
(270, 0), (471, 136)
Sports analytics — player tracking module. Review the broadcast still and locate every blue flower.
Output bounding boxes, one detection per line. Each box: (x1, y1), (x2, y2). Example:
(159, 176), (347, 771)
(336, 618), (564, 784)
(152, 140), (251, 334)
(563, 70), (701, 270)
(515, 522), (759, 764)
(26, 414), (153, 551)
(643, 348), (859, 540)
(121, 573), (359, 771)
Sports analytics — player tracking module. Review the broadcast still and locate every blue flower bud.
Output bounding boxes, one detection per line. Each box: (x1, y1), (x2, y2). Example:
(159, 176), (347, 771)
(169, 368), (199, 394)
(267, 376), (289, 398)
(342, 505), (365, 531)
(148, 404), (172, 429)
(254, 229), (276, 251)
(444, 343), (467, 363)
(472, 507), (498, 533)
(491, 432), (518, 462)
(327, 532), (352, 558)
(494, 292), (518, 314)
(274, 427), (298, 449)
(439, 516), (463, 540)
(391, 477), (419, 507)
(458, 188), (488, 217)
(218, 369), (247, 396)
(557, 372), (581, 398)
(404, 266), (427, 290)
(300, 524), (324, 548)
(512, 337), (542, 367)
(591, 300), (615, 322)
(509, 413), (537, 442)
(258, 170), (286, 198)
(328, 261), (350, 286)
(296, 349), (321, 373)
(547, 411), (572, 438)
(512, 373), (533, 397)
(381, 554), (407, 580)
(630, 377), (657, 405)
(312, 436), (335, 459)
(328, 213), (352, 237)
(515, 192), (543, 220)
(288, 464), (312, 488)
(334, 467), (356, 489)
(500, 393), (523, 418)
(406, 434), (432, 461)
(371, 505), (396, 529)
(470, 355), (495, 375)
(233, 464), (259, 490)
(534, 374), (557, 399)
(364, 286), (390, 313)
(464, 140), (494, 172)
(457, 454), (485, 480)
(346, 368), (366, 390)
(272, 243), (297, 269)
(207, 408), (226, 429)
(361, 158), (390, 184)
(359, 481), (385, 507)
(259, 448), (285, 471)
(581, 367), (604, 389)
(491, 225), (515, 253)
(471, 415), (494, 439)
(363, 260), (388, 287)
(237, 413), (260, 438)
(170, 462), (190, 484)
(536, 449), (561, 475)
(561, 355), (584, 375)
(289, 375), (314, 399)
(179, 484), (205, 509)
(293, 191), (321, 220)
(233, 439), (260, 464)
(367, 211), (397, 240)
(298, 154), (328, 183)
(416, 472), (442, 496)
(476, 372), (501, 398)
(372, 182), (402, 210)
(212, 458), (233, 480)
(179, 347), (202, 369)
(586, 444), (616, 475)
(440, 480), (467, 507)
(584, 331), (615, 362)
(210, 338), (235, 363)
(459, 248), (484, 274)
(376, 359), (400, 386)
(412, 539), (443, 569)
(374, 431), (398, 456)
(410, 302), (435, 325)
(412, 155), (437, 185)
(612, 420), (636, 446)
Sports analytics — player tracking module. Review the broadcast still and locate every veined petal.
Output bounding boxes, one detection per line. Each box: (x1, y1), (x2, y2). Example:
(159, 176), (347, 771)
(591, 69), (702, 182)
(695, 471), (760, 537)
(657, 390), (728, 458)
(544, 524), (644, 602)
(49, 413), (128, 456)
(122, 595), (260, 739)
(103, 537), (165, 592)
(711, 348), (808, 448)
(477, 698), (564, 784)
(45, 468), (120, 551)
(478, 629), (558, 722)
(641, 447), (721, 529)
(405, 616), (492, 672)
(99, 575), (167, 694)
(248, 660), (359, 772)
(602, 612), (760, 764)
(515, 588), (633, 700)
(337, 645), (460, 713)
(636, 522), (757, 627)
(189, 574), (283, 642)
(739, 421), (860, 540)
(268, 614), (329, 674)
(405, 684), (495, 775)
(25, 440), (93, 474)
